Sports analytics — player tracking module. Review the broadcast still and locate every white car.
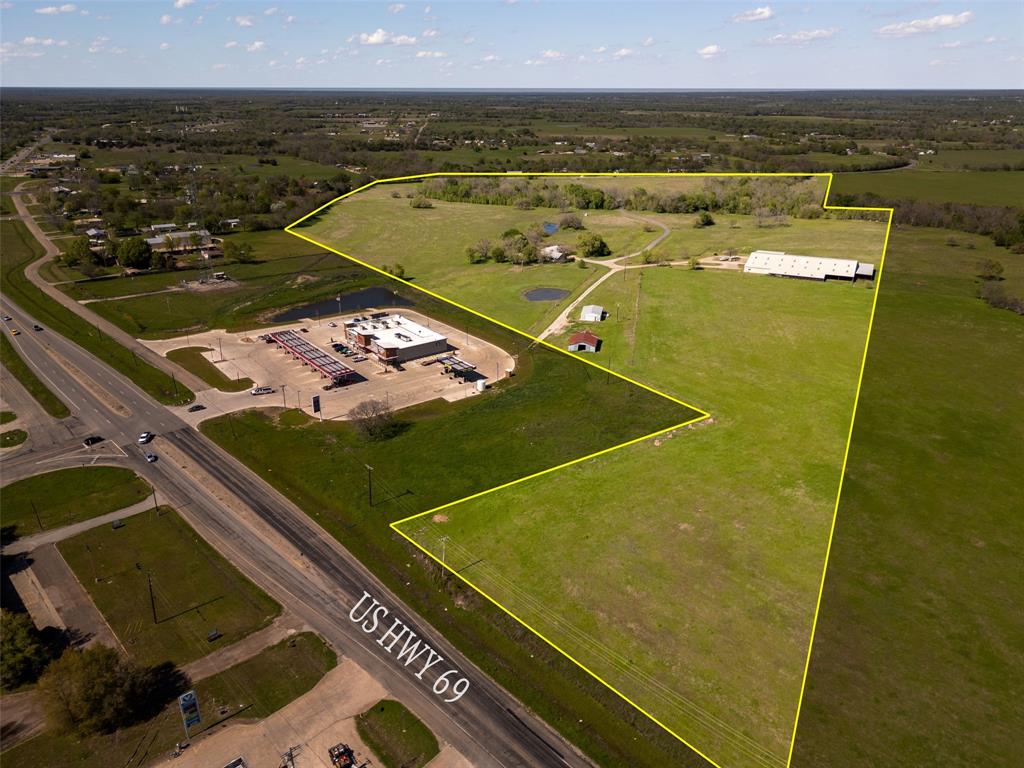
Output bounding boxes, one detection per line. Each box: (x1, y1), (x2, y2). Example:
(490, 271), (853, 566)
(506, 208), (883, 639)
(137, 432), (154, 444)
(144, 452), (158, 463)
(327, 321), (338, 327)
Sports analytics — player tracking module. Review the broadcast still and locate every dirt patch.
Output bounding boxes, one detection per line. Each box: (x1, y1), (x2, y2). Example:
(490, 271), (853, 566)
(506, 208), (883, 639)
(431, 513), (449, 523)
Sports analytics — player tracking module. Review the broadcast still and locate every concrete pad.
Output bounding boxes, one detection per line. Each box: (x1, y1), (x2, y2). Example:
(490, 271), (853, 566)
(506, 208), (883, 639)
(138, 308), (516, 427)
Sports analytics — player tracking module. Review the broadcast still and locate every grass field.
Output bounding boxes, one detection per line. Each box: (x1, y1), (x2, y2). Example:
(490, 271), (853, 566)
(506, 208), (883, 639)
(0, 176), (20, 215)
(791, 226), (1024, 768)
(832, 170), (1024, 207)
(913, 148), (1024, 170)
(356, 700), (439, 768)
(58, 507), (280, 667)
(1, 467), (151, 540)
(0, 429), (27, 447)
(0, 332), (71, 418)
(0, 411), (15, 424)
(166, 347), (253, 391)
(0, 219), (192, 405)
(397, 264), (880, 768)
(0, 632), (335, 768)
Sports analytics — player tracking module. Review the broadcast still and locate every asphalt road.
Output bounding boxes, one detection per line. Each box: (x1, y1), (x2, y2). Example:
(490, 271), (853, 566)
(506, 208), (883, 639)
(0, 295), (594, 768)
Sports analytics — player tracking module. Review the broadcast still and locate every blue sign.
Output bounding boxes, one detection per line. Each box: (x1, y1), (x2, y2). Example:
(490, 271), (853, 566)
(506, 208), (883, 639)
(312, 395), (321, 413)
(178, 690), (201, 730)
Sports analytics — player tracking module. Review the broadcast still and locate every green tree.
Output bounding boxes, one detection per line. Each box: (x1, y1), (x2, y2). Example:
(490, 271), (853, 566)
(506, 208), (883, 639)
(576, 232), (611, 259)
(64, 236), (93, 268)
(117, 237), (153, 270)
(695, 211), (716, 228)
(688, 255), (702, 270)
(223, 239), (253, 262)
(38, 646), (143, 734)
(559, 213), (584, 230)
(1, 610), (54, 689)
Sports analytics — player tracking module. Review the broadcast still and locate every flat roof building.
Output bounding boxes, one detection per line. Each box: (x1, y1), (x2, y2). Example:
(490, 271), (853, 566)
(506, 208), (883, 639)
(743, 250), (874, 282)
(580, 304), (605, 322)
(345, 313), (448, 365)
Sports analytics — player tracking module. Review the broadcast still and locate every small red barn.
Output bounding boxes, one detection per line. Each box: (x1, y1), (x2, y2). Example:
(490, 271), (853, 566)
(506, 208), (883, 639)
(567, 330), (601, 353)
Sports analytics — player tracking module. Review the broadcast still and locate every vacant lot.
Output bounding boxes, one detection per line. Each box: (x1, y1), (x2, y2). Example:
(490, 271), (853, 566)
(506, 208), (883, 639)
(166, 347), (253, 392)
(833, 170), (1024, 207)
(398, 265), (879, 768)
(2, 467), (150, 539)
(356, 700), (439, 768)
(58, 507), (280, 667)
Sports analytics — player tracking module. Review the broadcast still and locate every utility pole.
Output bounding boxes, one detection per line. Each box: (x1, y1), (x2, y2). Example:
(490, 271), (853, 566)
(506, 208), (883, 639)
(30, 500), (42, 532)
(281, 385), (287, 407)
(147, 572), (157, 624)
(151, 487), (158, 512)
(171, 372), (179, 398)
(440, 535), (450, 566)
(366, 464), (374, 507)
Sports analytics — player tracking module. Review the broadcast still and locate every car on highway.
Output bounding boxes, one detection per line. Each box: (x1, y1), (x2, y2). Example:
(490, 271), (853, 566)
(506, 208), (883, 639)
(137, 431), (154, 444)
(82, 435), (104, 447)
(144, 452), (158, 463)
(11, 329), (20, 336)
(187, 404), (206, 413)
(32, 324), (43, 332)
(2, 315), (11, 322)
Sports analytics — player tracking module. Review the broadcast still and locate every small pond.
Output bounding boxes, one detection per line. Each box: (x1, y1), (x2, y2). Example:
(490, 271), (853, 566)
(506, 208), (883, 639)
(523, 287), (571, 302)
(542, 222), (559, 235)
(272, 286), (412, 322)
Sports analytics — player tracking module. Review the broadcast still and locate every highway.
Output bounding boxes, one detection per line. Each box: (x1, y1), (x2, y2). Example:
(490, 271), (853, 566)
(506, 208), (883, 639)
(0, 294), (594, 768)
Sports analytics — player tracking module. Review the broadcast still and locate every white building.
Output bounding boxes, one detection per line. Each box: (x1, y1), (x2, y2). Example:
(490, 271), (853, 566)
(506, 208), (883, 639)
(580, 304), (605, 322)
(743, 250), (875, 282)
(345, 314), (448, 365)
(540, 244), (570, 262)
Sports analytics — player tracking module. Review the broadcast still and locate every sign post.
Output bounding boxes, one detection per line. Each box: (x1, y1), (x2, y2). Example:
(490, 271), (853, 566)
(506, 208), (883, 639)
(178, 689), (201, 742)
(312, 394), (322, 422)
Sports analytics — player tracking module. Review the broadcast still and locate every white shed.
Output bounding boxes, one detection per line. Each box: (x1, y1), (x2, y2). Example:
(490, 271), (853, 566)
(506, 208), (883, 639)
(580, 304), (605, 322)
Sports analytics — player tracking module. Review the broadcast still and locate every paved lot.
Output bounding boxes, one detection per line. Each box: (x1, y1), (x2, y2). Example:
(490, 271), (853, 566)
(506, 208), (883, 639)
(152, 658), (389, 768)
(140, 308), (516, 426)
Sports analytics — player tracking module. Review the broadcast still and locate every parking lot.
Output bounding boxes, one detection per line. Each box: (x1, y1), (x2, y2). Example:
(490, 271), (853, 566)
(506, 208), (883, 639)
(141, 308), (516, 424)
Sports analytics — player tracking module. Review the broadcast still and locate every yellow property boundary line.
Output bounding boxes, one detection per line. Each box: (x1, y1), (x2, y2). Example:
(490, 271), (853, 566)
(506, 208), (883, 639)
(286, 172), (893, 768)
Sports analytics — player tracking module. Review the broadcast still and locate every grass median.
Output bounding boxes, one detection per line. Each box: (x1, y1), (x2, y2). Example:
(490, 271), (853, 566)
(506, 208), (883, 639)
(0, 332), (70, 418)
(166, 347), (253, 392)
(0, 219), (193, 405)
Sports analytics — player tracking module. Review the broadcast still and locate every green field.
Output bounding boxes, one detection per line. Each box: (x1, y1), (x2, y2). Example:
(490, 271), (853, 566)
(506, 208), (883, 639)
(0, 176), (21, 215)
(832, 170), (1024, 207)
(166, 347), (253, 391)
(0, 411), (15, 424)
(356, 700), (439, 768)
(1, 467), (151, 540)
(58, 507), (280, 667)
(0, 219), (193, 405)
(1, 632), (335, 768)
(791, 226), (1024, 768)
(913, 148), (1024, 170)
(0, 332), (71, 418)
(397, 264), (880, 768)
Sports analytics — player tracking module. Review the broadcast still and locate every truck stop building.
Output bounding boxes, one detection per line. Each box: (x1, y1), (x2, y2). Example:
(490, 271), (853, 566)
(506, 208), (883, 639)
(345, 314), (448, 365)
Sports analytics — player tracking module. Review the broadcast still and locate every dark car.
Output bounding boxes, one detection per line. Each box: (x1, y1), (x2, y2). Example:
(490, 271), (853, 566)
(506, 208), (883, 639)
(32, 324), (43, 331)
(187, 404), (206, 413)
(82, 435), (104, 446)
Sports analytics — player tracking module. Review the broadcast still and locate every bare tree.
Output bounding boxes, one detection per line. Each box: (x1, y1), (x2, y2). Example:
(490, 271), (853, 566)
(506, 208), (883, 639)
(349, 398), (397, 440)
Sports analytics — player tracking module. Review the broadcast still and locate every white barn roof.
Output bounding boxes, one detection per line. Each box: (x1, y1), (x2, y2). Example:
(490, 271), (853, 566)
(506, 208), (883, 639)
(580, 304), (605, 321)
(744, 250), (861, 281)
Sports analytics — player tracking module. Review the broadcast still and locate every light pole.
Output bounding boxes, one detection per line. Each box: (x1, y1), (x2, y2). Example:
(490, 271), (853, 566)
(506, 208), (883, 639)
(440, 535), (450, 566)
(365, 464), (374, 507)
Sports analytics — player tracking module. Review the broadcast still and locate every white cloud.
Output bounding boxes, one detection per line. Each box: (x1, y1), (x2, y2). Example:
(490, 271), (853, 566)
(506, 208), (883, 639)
(245, 40), (266, 52)
(765, 27), (838, 46)
(160, 14), (173, 25)
(224, 40), (238, 48)
(641, 36), (655, 47)
(463, 36), (475, 44)
(939, 40), (965, 49)
(264, 6), (279, 15)
(697, 43), (724, 59)
(36, 3), (77, 14)
(160, 42), (171, 50)
(594, 45), (607, 53)
(540, 49), (565, 59)
(173, 0), (195, 8)
(733, 6), (773, 23)
(1, 42), (46, 60)
(388, 3), (406, 13)
(22, 36), (66, 46)
(416, 50), (447, 58)
(482, 53), (501, 62)
(357, 28), (416, 45)
(375, 57), (392, 66)
(612, 47), (634, 60)
(422, 28), (440, 38)
(87, 35), (109, 54)
(1, 2), (14, 8)
(212, 63), (227, 70)
(877, 11), (974, 38)
(234, 15), (254, 27)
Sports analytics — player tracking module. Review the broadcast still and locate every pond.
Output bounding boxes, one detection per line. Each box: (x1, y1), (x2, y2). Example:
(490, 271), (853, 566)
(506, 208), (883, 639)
(523, 287), (571, 302)
(271, 286), (413, 322)
(542, 222), (559, 235)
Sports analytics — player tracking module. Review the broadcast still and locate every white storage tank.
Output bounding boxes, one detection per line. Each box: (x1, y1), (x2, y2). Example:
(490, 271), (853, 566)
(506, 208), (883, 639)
(475, 379), (487, 393)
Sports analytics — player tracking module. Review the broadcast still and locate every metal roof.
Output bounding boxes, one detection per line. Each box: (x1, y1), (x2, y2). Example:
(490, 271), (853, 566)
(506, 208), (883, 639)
(743, 250), (860, 280)
(268, 330), (355, 380)
(437, 355), (476, 372)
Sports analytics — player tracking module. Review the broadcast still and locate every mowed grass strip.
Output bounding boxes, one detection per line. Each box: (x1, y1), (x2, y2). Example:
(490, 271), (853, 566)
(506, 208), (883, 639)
(0, 332), (70, 418)
(1, 466), (151, 539)
(0, 632), (336, 768)
(833, 170), (1024, 208)
(0, 410), (16, 424)
(167, 347), (253, 392)
(0, 219), (193, 405)
(0, 429), (27, 448)
(58, 507), (281, 667)
(356, 700), (439, 768)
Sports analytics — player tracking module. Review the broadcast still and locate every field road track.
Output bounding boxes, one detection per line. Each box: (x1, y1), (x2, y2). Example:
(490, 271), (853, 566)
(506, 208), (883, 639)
(0, 293), (594, 768)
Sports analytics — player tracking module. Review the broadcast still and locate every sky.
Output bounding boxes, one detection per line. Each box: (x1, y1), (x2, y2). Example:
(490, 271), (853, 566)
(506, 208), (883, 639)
(1, 1), (1021, 89)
